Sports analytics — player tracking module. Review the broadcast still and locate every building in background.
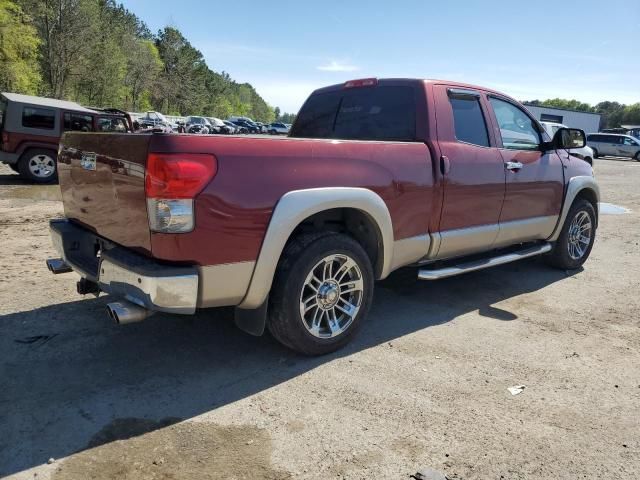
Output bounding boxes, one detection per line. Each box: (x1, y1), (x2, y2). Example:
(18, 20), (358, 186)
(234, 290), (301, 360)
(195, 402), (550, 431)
(523, 104), (601, 134)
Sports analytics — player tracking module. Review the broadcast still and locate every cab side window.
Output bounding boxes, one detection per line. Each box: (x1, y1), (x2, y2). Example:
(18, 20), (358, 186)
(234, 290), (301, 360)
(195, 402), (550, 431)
(63, 112), (93, 132)
(23, 107), (55, 130)
(448, 94), (489, 147)
(98, 117), (128, 132)
(489, 97), (540, 150)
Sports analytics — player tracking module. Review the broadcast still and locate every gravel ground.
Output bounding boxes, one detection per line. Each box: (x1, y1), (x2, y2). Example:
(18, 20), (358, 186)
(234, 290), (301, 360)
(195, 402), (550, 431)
(0, 158), (639, 479)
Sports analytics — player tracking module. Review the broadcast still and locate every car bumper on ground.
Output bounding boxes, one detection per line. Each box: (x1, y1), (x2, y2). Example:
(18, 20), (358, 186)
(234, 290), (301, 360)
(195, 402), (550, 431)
(48, 219), (199, 314)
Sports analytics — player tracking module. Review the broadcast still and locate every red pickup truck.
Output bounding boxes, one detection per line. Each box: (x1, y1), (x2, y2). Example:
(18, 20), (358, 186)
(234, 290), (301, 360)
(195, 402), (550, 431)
(47, 78), (599, 355)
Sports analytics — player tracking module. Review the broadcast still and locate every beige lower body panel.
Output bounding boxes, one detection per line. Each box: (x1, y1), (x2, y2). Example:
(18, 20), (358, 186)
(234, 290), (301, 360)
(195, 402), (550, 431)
(493, 215), (558, 249)
(431, 215), (559, 262)
(390, 234), (431, 270)
(197, 261), (256, 308)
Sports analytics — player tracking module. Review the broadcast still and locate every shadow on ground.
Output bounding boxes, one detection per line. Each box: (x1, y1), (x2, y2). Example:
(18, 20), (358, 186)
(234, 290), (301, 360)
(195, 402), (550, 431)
(0, 258), (578, 476)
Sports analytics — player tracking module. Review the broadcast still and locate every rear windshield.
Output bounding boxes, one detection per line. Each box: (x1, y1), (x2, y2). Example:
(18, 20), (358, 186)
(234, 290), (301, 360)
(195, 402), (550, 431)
(291, 85), (416, 141)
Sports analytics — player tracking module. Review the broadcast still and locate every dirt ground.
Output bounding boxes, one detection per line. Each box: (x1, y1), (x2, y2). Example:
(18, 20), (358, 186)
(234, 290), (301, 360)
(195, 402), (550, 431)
(0, 158), (638, 480)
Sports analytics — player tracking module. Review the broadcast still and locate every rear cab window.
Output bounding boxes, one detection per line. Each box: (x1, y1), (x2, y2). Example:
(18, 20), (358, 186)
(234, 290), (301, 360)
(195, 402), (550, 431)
(291, 84), (417, 141)
(22, 106), (55, 130)
(447, 90), (489, 147)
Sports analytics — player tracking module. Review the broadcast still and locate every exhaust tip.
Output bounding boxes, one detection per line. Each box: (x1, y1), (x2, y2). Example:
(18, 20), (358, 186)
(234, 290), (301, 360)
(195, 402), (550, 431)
(107, 300), (153, 325)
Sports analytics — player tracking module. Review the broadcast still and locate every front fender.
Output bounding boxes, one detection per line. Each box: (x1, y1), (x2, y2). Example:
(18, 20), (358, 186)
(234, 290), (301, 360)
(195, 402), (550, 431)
(549, 175), (600, 241)
(237, 187), (394, 310)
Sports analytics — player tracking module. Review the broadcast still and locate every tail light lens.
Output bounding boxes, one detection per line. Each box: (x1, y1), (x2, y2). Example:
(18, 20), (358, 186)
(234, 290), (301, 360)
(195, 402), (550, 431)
(145, 153), (217, 233)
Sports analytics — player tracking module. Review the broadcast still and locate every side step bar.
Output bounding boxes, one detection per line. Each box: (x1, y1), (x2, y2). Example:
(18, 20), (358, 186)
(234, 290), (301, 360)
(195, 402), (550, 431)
(418, 243), (552, 281)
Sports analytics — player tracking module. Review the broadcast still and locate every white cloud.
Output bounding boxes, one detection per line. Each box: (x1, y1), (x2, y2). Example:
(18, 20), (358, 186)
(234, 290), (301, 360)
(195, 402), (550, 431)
(317, 60), (360, 72)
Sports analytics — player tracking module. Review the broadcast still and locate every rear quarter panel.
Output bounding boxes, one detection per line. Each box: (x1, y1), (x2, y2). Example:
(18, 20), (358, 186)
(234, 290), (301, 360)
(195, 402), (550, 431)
(148, 135), (436, 266)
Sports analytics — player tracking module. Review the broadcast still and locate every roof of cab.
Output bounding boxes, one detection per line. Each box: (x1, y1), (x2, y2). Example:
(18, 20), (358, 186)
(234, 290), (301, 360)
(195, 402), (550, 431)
(1, 92), (97, 114)
(309, 78), (519, 102)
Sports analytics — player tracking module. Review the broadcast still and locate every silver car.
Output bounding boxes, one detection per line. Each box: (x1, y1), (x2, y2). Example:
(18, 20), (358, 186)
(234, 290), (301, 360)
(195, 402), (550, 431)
(587, 133), (640, 161)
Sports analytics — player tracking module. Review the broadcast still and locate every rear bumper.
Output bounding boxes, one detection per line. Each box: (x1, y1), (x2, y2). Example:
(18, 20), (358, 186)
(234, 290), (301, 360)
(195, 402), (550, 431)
(0, 150), (19, 165)
(49, 219), (198, 314)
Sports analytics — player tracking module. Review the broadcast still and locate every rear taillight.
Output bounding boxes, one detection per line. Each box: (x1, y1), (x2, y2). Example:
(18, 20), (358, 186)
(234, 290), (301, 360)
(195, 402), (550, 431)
(145, 153), (217, 233)
(344, 78), (378, 89)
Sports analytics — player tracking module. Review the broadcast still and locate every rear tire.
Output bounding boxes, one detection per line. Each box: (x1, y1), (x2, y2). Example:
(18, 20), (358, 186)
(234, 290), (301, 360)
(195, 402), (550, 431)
(18, 148), (58, 184)
(268, 232), (374, 355)
(592, 148), (598, 159)
(634, 152), (640, 162)
(547, 199), (596, 270)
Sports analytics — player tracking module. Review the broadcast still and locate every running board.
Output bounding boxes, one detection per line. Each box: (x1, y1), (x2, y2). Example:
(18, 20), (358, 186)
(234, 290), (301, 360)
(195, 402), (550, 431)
(417, 243), (552, 280)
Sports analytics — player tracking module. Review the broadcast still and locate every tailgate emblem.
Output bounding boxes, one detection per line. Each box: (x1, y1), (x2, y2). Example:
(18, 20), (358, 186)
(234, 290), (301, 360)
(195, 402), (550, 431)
(80, 153), (97, 171)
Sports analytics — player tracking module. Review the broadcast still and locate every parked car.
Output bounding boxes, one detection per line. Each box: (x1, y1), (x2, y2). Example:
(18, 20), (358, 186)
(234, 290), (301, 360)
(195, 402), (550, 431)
(539, 121), (594, 165)
(136, 111), (174, 132)
(206, 117), (229, 134)
(0, 92), (132, 183)
(587, 133), (640, 161)
(46, 78), (598, 355)
(267, 122), (290, 135)
(230, 119), (259, 134)
(185, 116), (212, 134)
(222, 120), (239, 134)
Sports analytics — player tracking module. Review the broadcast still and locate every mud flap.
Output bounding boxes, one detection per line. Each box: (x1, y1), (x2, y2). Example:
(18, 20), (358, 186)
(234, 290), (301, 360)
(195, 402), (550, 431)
(234, 298), (268, 336)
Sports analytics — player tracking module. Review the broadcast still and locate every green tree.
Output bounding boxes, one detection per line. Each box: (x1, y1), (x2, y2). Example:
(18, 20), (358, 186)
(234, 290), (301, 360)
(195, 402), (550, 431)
(0, 0), (41, 93)
(595, 101), (626, 129)
(622, 103), (640, 125)
(274, 106), (281, 120)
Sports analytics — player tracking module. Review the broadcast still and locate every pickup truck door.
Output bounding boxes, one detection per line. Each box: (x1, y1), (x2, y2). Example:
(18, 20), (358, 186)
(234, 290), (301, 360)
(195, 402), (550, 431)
(486, 96), (564, 247)
(432, 85), (505, 259)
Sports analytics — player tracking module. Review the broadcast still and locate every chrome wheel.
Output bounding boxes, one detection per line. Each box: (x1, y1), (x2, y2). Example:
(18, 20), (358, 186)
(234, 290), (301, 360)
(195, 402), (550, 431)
(567, 211), (592, 260)
(28, 154), (55, 178)
(299, 253), (364, 339)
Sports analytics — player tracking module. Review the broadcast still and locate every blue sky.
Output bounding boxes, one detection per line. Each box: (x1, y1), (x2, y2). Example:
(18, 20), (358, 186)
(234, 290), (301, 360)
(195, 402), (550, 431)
(120, 0), (639, 113)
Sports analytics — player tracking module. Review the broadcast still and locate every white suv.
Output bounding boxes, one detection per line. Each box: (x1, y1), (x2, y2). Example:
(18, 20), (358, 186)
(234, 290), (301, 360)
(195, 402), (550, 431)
(539, 121), (594, 165)
(267, 122), (290, 135)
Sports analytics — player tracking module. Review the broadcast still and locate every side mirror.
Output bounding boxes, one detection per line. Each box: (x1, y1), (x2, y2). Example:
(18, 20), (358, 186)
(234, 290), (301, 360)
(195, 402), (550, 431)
(553, 127), (586, 150)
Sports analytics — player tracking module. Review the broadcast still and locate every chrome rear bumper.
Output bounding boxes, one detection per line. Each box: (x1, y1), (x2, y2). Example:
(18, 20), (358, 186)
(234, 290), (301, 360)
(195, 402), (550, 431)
(48, 219), (199, 314)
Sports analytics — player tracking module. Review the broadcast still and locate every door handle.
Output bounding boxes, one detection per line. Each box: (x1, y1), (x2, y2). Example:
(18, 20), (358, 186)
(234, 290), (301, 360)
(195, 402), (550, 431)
(440, 155), (450, 175)
(505, 161), (523, 171)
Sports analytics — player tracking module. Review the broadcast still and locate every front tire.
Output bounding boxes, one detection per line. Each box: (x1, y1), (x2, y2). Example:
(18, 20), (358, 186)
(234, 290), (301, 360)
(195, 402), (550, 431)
(592, 148), (599, 159)
(268, 233), (374, 355)
(547, 199), (596, 270)
(635, 152), (640, 162)
(18, 148), (58, 183)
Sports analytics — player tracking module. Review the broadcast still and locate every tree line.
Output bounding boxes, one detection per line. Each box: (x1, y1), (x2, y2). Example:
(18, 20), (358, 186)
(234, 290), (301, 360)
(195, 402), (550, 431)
(0, 0), (297, 123)
(525, 98), (640, 130)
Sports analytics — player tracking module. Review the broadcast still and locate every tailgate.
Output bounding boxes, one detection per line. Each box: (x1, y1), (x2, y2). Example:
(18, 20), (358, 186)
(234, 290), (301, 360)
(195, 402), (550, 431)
(58, 132), (152, 253)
